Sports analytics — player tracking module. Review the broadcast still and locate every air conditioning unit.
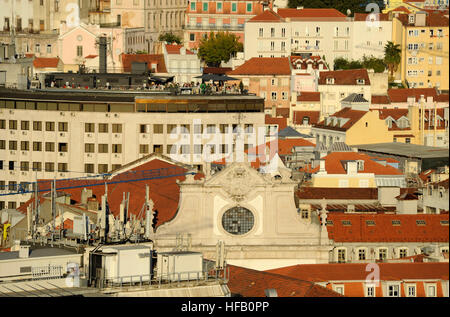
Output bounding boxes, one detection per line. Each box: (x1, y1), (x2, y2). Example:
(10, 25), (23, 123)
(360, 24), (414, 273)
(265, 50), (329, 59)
(114, 154), (119, 158)
(71, 112), (76, 117)
(60, 112), (65, 116)
(22, 171), (27, 175)
(9, 171), (15, 175)
(114, 114), (119, 118)
(60, 133), (65, 137)
(10, 130), (15, 135)
(21, 151), (27, 155)
(114, 134), (119, 138)
(9, 110), (14, 114)
(87, 133), (92, 137)
(59, 152), (65, 156)
(59, 173), (65, 177)
(105, 113), (110, 117)
(143, 134), (147, 138)
(87, 153), (92, 157)
(10, 150), (15, 155)
(22, 131), (27, 135)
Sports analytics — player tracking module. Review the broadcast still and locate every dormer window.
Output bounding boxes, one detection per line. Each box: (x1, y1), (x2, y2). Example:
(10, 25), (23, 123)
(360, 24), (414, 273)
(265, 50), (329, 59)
(357, 160), (364, 171)
(302, 116), (310, 125)
(326, 78), (335, 85)
(357, 79), (365, 85)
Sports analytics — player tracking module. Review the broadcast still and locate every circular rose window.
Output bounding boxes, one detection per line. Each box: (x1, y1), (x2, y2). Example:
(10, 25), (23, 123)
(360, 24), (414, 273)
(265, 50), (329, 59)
(222, 206), (254, 235)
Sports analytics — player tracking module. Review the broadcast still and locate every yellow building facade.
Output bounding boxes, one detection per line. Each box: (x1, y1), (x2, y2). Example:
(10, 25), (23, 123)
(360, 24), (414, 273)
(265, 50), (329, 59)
(392, 12), (449, 90)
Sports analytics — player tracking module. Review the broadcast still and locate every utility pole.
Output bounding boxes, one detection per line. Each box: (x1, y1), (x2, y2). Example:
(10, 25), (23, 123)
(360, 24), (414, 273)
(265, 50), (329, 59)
(51, 178), (56, 241)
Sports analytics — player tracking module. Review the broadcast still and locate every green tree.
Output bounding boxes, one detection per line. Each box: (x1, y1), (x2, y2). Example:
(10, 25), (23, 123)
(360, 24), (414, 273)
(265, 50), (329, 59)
(287, 0), (377, 16)
(384, 41), (401, 77)
(362, 55), (386, 73)
(334, 57), (349, 70)
(158, 32), (182, 44)
(197, 32), (243, 67)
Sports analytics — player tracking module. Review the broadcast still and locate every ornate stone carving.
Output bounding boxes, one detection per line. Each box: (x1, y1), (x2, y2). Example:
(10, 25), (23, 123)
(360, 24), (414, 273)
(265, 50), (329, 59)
(222, 167), (255, 202)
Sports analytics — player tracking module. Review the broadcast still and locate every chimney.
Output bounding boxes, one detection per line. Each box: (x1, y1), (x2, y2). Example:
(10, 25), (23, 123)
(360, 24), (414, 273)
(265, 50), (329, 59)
(81, 188), (93, 205)
(87, 197), (99, 211)
(19, 245), (30, 258)
(99, 36), (107, 73)
(319, 160), (326, 173)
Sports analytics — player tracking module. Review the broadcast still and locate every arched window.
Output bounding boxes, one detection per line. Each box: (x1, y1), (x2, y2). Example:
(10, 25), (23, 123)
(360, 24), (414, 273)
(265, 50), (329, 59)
(222, 206), (254, 235)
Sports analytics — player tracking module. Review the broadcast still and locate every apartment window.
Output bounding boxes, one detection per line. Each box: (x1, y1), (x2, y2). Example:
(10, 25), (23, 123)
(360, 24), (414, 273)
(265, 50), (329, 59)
(0, 140), (5, 149)
(21, 121), (29, 130)
(427, 285), (436, 297)
(76, 46), (83, 57)
(85, 143), (94, 153)
(58, 143), (68, 152)
(33, 142), (42, 151)
(20, 162), (29, 172)
(112, 144), (122, 153)
(9, 120), (17, 130)
(231, 2), (237, 12)
(58, 122), (68, 132)
(316, 26), (320, 35)
(358, 249), (366, 260)
(189, 33), (195, 41)
(8, 161), (14, 171)
(45, 142), (55, 152)
(167, 144), (176, 154)
(244, 124), (253, 133)
(98, 164), (108, 174)
(0, 120), (5, 129)
(270, 41), (275, 51)
(45, 162), (54, 172)
(378, 248), (387, 261)
(45, 122), (55, 131)
(153, 144), (163, 154)
(32, 162), (42, 172)
(139, 144), (149, 154)
(271, 28), (275, 37)
(399, 248), (408, 258)
(85, 123), (95, 133)
(366, 286), (375, 297)
(47, 44), (52, 54)
(98, 123), (108, 133)
(216, 2), (222, 11)
(180, 124), (190, 134)
(58, 163), (68, 172)
(220, 124), (229, 134)
(407, 285), (416, 297)
(337, 249), (346, 263)
(259, 28), (263, 37)
(4, 17), (10, 31)
(436, 57), (442, 65)
(282, 92), (288, 100)
(202, 2), (208, 11)
(9, 141), (17, 150)
(112, 124), (122, 133)
(207, 124), (216, 134)
(8, 202), (16, 209)
(84, 164), (94, 173)
(112, 164), (121, 170)
(35, 43), (40, 53)
(271, 92), (277, 101)
(154, 124), (163, 134)
(281, 42), (286, 51)
(33, 121), (42, 131)
(167, 124), (177, 134)
(98, 144), (108, 153)
(190, 2), (195, 10)
(388, 285), (399, 297)
(39, 20), (44, 31)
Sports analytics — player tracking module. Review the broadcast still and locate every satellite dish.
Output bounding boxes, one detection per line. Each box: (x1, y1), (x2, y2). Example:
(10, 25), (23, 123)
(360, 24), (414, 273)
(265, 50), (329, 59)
(347, 9), (351, 16)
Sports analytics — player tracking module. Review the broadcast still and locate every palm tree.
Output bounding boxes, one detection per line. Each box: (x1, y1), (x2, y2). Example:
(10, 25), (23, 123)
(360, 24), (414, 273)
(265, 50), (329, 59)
(384, 41), (402, 78)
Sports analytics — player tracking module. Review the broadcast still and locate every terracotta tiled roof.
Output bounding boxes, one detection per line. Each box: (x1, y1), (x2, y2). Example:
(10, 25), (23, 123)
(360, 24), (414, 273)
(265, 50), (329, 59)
(396, 12), (449, 27)
(293, 111), (321, 125)
(319, 69), (370, 86)
(228, 57), (291, 76)
(227, 265), (343, 297)
(354, 13), (390, 21)
(371, 95), (391, 104)
(388, 88), (438, 103)
(33, 157), (203, 229)
(267, 262), (449, 282)
(277, 8), (346, 19)
(296, 187), (379, 200)
(314, 107), (368, 131)
(297, 92), (320, 102)
(435, 94), (449, 103)
(165, 44), (194, 55)
(121, 54), (167, 73)
(290, 56), (327, 70)
(33, 57), (61, 69)
(276, 107), (290, 118)
(326, 213), (449, 243)
(25, 53), (34, 58)
(248, 9), (284, 22)
(378, 108), (408, 120)
(310, 152), (403, 175)
(247, 138), (315, 157)
(203, 67), (232, 74)
(265, 115), (288, 131)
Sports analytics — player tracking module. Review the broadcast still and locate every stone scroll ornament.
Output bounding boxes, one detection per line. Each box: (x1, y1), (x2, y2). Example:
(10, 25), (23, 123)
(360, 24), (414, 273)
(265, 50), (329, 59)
(222, 168), (255, 202)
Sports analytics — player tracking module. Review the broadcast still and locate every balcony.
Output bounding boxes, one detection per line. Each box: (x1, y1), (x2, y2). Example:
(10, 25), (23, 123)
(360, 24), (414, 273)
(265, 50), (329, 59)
(184, 24), (244, 31)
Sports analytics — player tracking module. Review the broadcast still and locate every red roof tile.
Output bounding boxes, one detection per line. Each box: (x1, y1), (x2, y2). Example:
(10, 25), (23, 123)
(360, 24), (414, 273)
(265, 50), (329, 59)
(297, 92), (321, 102)
(319, 69), (370, 86)
(310, 152), (403, 175)
(33, 156), (202, 229)
(354, 13), (391, 21)
(229, 57), (291, 76)
(247, 138), (315, 157)
(293, 111), (321, 125)
(378, 108), (409, 120)
(388, 88), (438, 103)
(276, 107), (290, 118)
(203, 67), (232, 74)
(371, 95), (391, 104)
(227, 265), (343, 297)
(326, 213), (449, 243)
(315, 107), (368, 131)
(33, 57), (61, 69)
(290, 56), (327, 70)
(278, 8), (346, 19)
(396, 11), (449, 27)
(265, 115), (288, 131)
(435, 94), (449, 103)
(267, 262), (449, 282)
(248, 9), (284, 22)
(165, 44), (194, 55)
(121, 54), (167, 73)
